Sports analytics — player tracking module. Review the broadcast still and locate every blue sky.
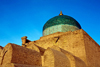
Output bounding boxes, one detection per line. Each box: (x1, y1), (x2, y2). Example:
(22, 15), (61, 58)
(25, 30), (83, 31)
(0, 0), (100, 47)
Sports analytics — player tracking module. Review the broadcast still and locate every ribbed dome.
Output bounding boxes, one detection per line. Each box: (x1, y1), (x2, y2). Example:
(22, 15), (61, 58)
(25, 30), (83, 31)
(43, 13), (81, 36)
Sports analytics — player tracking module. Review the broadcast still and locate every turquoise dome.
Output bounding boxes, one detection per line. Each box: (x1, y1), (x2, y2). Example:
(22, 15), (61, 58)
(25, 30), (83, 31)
(43, 15), (81, 31)
(43, 14), (81, 36)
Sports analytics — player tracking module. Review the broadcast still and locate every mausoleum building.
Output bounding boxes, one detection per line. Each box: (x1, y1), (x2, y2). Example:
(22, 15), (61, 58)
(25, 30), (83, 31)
(0, 12), (100, 67)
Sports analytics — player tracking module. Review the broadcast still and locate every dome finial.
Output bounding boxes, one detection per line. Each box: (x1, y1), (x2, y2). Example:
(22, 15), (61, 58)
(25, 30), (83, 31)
(59, 11), (63, 15)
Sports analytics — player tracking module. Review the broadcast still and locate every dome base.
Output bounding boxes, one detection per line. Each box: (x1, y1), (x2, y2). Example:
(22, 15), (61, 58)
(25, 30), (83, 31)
(43, 24), (80, 36)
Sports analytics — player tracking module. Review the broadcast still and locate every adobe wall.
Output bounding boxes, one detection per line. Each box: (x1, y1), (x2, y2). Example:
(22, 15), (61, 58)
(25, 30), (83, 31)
(0, 43), (42, 66)
(0, 46), (3, 66)
(26, 29), (100, 67)
(2, 63), (46, 67)
(27, 29), (87, 64)
(43, 48), (70, 67)
(40, 31), (71, 40)
(0, 46), (3, 52)
(55, 29), (87, 64)
(3, 29), (97, 67)
(0, 29), (99, 67)
(50, 45), (87, 67)
(83, 31), (100, 67)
